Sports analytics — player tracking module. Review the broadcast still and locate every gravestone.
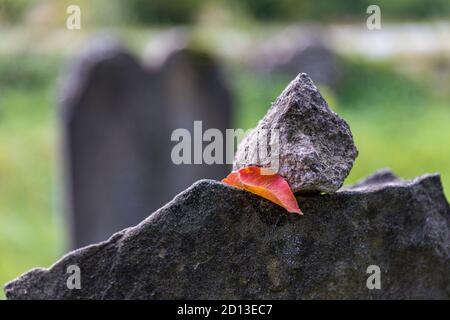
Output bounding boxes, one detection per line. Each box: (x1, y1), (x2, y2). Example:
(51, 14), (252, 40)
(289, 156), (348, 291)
(250, 43), (341, 90)
(155, 48), (232, 197)
(60, 37), (232, 249)
(5, 170), (450, 299)
(271, 44), (341, 90)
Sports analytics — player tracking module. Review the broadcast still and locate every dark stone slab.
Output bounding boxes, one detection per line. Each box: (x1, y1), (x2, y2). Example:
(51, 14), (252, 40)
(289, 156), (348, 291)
(5, 170), (449, 299)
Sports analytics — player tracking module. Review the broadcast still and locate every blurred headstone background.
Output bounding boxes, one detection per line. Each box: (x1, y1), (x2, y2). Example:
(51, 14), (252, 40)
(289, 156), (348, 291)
(1, 0), (450, 298)
(60, 35), (232, 249)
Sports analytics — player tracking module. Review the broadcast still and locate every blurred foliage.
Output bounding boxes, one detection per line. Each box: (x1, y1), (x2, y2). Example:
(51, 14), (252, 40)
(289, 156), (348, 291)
(336, 58), (428, 110)
(128, 0), (207, 25)
(0, 0), (36, 23)
(1, 0), (450, 26)
(229, 0), (450, 22)
(233, 71), (291, 130)
(0, 53), (60, 89)
(0, 53), (64, 300)
(334, 59), (450, 189)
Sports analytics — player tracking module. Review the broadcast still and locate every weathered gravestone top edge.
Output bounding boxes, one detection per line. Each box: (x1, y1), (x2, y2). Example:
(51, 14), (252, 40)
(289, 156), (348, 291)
(58, 36), (138, 121)
(4, 169), (449, 300)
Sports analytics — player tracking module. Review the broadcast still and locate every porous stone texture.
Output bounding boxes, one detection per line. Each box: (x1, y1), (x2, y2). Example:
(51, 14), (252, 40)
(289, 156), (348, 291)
(5, 169), (449, 300)
(233, 73), (358, 194)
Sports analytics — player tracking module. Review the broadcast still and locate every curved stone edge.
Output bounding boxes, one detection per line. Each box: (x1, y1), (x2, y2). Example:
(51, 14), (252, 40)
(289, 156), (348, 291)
(4, 171), (449, 299)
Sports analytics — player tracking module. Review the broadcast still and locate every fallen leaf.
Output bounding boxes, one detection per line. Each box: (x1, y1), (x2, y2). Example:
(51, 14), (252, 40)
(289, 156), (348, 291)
(222, 166), (302, 215)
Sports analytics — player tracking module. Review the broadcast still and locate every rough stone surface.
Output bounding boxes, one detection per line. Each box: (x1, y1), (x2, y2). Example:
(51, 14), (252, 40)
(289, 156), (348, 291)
(233, 73), (358, 193)
(5, 169), (449, 300)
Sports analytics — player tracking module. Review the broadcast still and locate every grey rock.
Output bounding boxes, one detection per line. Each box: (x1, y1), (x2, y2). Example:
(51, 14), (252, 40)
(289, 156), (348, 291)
(4, 170), (449, 299)
(233, 73), (358, 194)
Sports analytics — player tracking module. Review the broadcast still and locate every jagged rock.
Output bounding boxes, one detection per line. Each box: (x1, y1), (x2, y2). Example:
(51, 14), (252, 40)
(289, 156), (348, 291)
(233, 73), (358, 194)
(5, 169), (449, 300)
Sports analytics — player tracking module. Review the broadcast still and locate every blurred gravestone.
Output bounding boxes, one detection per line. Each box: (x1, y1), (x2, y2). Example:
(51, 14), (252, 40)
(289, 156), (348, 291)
(272, 44), (340, 90)
(60, 37), (232, 249)
(250, 42), (341, 90)
(154, 48), (232, 197)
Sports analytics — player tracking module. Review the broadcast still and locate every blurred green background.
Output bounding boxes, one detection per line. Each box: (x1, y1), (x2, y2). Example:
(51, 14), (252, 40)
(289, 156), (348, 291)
(0, 0), (449, 299)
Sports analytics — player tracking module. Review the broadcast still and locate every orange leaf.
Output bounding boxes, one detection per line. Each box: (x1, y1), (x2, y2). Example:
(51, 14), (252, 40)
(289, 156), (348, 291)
(222, 166), (302, 215)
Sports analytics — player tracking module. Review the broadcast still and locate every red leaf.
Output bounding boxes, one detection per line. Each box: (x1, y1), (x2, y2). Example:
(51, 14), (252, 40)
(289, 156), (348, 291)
(222, 166), (302, 215)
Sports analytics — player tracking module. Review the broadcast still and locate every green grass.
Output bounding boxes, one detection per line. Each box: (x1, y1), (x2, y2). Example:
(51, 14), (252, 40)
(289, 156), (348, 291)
(342, 104), (450, 191)
(0, 52), (449, 300)
(336, 58), (450, 190)
(0, 54), (65, 299)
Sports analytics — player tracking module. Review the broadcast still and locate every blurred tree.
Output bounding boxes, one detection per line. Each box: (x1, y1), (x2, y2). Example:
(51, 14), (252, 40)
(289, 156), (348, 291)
(127, 0), (206, 25)
(378, 0), (450, 19)
(1, 0), (450, 26)
(0, 0), (37, 24)
(228, 0), (450, 22)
